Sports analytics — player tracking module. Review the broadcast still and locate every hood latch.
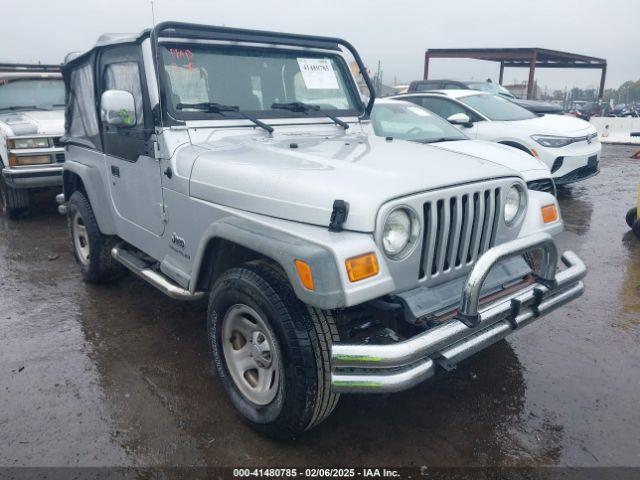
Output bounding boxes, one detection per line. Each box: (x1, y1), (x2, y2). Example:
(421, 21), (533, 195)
(329, 200), (349, 232)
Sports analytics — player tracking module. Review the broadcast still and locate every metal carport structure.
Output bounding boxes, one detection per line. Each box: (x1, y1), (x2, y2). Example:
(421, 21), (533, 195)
(422, 48), (607, 100)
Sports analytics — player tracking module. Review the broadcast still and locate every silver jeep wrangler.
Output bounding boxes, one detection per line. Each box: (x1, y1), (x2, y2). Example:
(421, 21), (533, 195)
(58, 22), (585, 438)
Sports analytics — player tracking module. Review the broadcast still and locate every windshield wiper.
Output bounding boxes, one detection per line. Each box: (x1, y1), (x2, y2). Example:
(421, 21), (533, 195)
(418, 137), (464, 144)
(176, 102), (273, 134)
(271, 102), (349, 130)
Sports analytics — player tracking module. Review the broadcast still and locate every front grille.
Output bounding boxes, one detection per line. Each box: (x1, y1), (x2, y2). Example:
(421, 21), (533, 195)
(52, 137), (64, 148)
(527, 178), (556, 196)
(419, 187), (502, 279)
(55, 152), (65, 163)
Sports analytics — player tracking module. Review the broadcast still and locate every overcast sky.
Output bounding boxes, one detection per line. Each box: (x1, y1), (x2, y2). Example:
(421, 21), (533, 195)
(3, 0), (639, 91)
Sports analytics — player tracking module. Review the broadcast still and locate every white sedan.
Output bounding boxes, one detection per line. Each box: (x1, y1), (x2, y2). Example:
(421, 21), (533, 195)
(390, 90), (601, 186)
(368, 98), (563, 236)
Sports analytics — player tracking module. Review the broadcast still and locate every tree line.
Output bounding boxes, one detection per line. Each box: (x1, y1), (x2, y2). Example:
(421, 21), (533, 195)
(546, 79), (640, 105)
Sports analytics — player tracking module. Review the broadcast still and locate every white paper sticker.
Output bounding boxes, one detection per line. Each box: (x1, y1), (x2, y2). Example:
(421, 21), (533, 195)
(297, 58), (339, 90)
(408, 106), (431, 117)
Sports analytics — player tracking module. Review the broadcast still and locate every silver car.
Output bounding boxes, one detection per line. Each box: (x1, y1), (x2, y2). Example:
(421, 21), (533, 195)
(58, 22), (586, 438)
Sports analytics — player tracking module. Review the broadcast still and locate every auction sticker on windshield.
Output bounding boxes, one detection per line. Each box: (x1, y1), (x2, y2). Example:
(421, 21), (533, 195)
(297, 58), (339, 89)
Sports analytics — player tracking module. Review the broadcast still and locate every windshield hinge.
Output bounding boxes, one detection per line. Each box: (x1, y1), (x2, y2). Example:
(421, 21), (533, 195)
(329, 200), (349, 232)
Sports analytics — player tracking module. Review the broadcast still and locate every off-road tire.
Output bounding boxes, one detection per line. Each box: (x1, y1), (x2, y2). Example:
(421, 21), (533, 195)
(0, 176), (29, 219)
(208, 260), (340, 439)
(67, 191), (124, 283)
(626, 207), (637, 228)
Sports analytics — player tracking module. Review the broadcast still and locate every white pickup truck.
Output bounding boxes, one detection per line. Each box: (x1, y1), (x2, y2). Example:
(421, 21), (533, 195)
(0, 64), (65, 217)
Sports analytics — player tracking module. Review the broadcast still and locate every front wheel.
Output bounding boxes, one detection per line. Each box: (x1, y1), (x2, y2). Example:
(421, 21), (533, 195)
(208, 261), (340, 439)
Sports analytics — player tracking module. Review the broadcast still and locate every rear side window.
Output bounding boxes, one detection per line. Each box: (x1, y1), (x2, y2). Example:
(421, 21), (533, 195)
(104, 62), (144, 126)
(413, 81), (441, 92)
(66, 61), (100, 148)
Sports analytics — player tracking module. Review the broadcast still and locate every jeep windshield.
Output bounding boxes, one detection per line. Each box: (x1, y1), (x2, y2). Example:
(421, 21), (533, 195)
(0, 78), (65, 111)
(160, 45), (362, 120)
(371, 101), (467, 143)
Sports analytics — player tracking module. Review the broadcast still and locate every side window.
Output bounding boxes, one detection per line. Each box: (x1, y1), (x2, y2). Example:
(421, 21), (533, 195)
(415, 81), (439, 92)
(104, 62), (144, 126)
(67, 61), (100, 149)
(418, 97), (481, 121)
(100, 54), (149, 162)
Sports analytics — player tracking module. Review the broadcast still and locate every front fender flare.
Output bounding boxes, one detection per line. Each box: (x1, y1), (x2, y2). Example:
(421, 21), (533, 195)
(190, 216), (347, 310)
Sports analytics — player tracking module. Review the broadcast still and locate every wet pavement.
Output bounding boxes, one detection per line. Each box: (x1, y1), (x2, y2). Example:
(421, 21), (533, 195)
(1, 144), (639, 468)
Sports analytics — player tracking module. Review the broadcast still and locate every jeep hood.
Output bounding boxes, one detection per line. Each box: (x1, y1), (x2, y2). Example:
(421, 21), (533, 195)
(189, 131), (520, 232)
(0, 110), (64, 136)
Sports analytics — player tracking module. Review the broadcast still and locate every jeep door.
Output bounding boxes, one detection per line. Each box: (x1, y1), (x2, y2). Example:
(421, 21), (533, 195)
(99, 45), (165, 236)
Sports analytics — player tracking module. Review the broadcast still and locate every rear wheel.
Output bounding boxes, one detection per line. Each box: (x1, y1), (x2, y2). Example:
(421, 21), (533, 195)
(626, 207), (637, 228)
(208, 261), (340, 439)
(67, 191), (124, 282)
(0, 176), (29, 219)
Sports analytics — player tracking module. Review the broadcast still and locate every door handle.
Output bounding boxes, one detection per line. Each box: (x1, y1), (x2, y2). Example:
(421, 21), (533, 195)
(111, 166), (120, 177)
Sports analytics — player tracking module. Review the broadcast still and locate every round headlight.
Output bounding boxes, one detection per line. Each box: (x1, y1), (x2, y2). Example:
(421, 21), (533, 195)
(382, 208), (418, 258)
(504, 185), (523, 225)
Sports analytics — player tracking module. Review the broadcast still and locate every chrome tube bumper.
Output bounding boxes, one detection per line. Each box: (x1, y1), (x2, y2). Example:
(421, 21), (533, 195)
(331, 233), (586, 394)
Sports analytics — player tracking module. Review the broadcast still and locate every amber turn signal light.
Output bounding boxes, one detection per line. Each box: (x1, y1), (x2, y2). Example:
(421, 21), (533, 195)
(541, 204), (559, 224)
(345, 252), (379, 282)
(530, 148), (539, 158)
(8, 154), (52, 167)
(294, 259), (315, 291)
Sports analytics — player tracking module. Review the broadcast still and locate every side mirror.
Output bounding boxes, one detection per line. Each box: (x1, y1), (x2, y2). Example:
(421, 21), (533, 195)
(100, 90), (136, 127)
(447, 112), (473, 127)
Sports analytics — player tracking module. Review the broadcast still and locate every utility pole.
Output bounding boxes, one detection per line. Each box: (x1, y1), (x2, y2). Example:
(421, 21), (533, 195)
(372, 60), (382, 95)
